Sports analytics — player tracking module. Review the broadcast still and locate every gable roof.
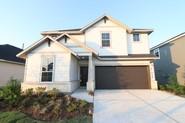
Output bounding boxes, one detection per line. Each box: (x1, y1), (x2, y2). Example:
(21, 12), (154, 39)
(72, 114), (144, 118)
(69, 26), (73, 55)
(150, 32), (185, 51)
(80, 14), (132, 32)
(56, 33), (97, 54)
(0, 44), (25, 64)
(17, 36), (77, 59)
(41, 15), (153, 35)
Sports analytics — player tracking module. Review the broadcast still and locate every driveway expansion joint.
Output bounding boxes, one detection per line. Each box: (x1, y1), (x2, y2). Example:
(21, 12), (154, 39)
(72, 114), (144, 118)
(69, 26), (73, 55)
(127, 90), (180, 123)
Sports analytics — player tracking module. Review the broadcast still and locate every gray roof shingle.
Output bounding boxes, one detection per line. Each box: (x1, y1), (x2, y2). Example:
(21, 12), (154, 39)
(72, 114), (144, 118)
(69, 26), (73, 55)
(0, 44), (25, 63)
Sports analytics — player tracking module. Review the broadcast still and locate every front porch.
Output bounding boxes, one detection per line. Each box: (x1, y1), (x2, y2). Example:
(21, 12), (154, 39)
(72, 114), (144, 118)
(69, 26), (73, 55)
(78, 54), (95, 92)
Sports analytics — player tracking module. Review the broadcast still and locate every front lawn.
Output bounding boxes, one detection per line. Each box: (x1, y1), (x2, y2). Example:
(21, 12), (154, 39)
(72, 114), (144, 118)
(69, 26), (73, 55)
(0, 79), (93, 122)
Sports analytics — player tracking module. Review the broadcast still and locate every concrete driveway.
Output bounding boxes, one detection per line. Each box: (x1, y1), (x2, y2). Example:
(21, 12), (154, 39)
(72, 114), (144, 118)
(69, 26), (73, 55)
(93, 90), (185, 123)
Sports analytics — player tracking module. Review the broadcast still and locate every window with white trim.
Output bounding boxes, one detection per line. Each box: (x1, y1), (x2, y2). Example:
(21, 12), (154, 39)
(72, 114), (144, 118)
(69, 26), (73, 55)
(41, 56), (54, 82)
(102, 32), (110, 47)
(153, 48), (160, 58)
(133, 33), (140, 41)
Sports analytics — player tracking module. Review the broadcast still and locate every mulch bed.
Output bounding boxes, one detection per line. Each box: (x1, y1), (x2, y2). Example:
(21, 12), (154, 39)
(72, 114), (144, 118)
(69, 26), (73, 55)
(0, 93), (93, 121)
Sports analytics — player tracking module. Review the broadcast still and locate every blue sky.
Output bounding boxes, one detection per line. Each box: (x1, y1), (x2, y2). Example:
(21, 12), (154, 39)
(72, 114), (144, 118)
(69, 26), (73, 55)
(0, 0), (184, 48)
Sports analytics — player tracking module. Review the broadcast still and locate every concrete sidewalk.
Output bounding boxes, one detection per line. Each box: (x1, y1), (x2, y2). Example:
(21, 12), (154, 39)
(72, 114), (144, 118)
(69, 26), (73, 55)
(71, 88), (93, 103)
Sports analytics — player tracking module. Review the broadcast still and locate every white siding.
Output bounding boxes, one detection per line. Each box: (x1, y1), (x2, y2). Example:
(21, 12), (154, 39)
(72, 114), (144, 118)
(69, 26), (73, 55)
(58, 19), (150, 56)
(23, 41), (80, 92)
(54, 53), (71, 81)
(85, 19), (128, 56)
(70, 55), (79, 81)
(25, 41), (69, 83)
(0, 62), (24, 86)
(31, 40), (67, 53)
(70, 55), (80, 91)
(25, 53), (41, 83)
(127, 33), (150, 54)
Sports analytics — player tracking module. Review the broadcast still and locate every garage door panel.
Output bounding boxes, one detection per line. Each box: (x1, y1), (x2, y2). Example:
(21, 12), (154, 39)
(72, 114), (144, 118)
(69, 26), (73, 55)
(95, 67), (117, 89)
(95, 66), (150, 89)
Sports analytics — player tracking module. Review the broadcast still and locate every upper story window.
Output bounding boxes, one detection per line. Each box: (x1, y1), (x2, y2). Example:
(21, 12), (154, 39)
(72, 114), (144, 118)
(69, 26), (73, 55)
(153, 48), (160, 58)
(101, 32), (110, 47)
(41, 56), (54, 82)
(133, 33), (140, 41)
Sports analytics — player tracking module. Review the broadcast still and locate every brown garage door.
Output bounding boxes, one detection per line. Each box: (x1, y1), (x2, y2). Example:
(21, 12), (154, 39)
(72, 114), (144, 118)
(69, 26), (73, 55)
(95, 66), (150, 89)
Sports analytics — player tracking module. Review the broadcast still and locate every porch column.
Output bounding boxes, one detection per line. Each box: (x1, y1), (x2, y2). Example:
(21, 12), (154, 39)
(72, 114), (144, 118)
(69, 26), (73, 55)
(87, 54), (95, 91)
(149, 62), (158, 89)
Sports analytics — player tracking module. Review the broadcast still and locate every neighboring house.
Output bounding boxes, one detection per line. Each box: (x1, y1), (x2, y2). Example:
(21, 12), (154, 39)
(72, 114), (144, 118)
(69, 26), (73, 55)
(0, 44), (25, 86)
(17, 15), (158, 92)
(151, 32), (185, 85)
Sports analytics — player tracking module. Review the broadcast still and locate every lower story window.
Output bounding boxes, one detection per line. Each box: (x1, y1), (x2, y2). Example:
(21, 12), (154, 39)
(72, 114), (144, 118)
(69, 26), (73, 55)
(41, 56), (54, 82)
(41, 72), (53, 82)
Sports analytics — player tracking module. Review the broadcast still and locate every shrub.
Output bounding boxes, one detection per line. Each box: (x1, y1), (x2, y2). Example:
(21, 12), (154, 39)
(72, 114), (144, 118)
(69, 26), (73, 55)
(37, 94), (50, 104)
(158, 84), (167, 90)
(79, 100), (88, 108)
(66, 102), (78, 112)
(0, 89), (3, 99)
(159, 74), (185, 95)
(65, 95), (72, 105)
(35, 87), (46, 95)
(47, 88), (60, 99)
(161, 82), (185, 95)
(172, 84), (185, 95)
(32, 104), (41, 117)
(40, 100), (55, 114)
(0, 82), (93, 122)
(166, 82), (177, 92)
(52, 99), (62, 118)
(20, 96), (34, 108)
(168, 74), (178, 83)
(0, 78), (21, 105)
(24, 88), (34, 96)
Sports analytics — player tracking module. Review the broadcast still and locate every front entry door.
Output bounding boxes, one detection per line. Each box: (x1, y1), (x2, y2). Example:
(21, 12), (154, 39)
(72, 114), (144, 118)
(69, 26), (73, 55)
(80, 66), (88, 86)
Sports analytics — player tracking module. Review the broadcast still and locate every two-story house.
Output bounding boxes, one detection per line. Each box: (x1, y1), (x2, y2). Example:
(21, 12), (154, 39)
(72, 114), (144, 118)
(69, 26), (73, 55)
(17, 15), (158, 92)
(151, 32), (185, 85)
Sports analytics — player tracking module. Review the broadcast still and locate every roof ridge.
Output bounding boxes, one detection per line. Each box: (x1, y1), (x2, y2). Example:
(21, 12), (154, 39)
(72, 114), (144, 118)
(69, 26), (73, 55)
(150, 32), (185, 50)
(41, 15), (153, 35)
(42, 28), (82, 33)
(0, 44), (22, 50)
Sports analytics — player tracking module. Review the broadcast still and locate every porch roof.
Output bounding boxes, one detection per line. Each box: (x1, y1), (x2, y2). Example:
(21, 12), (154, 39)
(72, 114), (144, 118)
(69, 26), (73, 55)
(97, 54), (158, 61)
(55, 33), (97, 56)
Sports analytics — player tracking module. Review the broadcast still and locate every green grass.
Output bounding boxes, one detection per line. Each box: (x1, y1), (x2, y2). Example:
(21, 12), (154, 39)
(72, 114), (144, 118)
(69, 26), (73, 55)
(61, 116), (92, 123)
(0, 111), (92, 123)
(0, 111), (39, 123)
